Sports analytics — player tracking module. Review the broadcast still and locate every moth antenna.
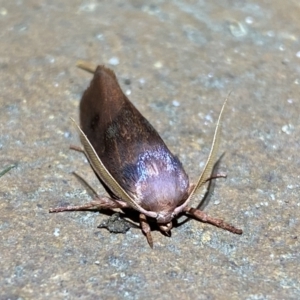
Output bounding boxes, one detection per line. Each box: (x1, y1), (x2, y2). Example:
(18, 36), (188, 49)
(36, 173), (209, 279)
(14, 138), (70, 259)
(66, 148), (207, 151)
(76, 60), (96, 74)
(185, 93), (231, 205)
(70, 118), (158, 219)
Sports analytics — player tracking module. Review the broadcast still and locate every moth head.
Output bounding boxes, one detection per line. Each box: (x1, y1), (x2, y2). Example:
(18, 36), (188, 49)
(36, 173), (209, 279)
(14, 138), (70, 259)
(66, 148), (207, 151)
(158, 222), (173, 233)
(155, 211), (175, 224)
(155, 209), (183, 233)
(148, 182), (195, 226)
(153, 195), (189, 225)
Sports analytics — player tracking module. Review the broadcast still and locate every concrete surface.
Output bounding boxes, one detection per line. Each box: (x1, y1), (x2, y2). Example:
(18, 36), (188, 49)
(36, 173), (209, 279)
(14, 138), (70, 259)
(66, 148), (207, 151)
(0, 0), (299, 299)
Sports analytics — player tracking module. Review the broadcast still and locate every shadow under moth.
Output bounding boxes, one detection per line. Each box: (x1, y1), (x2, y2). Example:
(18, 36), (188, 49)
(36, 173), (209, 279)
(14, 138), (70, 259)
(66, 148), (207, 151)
(50, 62), (242, 247)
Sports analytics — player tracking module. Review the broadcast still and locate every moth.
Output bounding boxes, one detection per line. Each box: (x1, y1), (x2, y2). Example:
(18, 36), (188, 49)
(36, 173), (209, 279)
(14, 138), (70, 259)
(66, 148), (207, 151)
(50, 62), (242, 247)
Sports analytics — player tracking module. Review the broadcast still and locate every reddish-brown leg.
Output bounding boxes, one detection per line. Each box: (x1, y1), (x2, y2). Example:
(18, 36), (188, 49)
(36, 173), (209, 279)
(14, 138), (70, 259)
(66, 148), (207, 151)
(70, 145), (84, 153)
(49, 196), (128, 213)
(159, 223), (173, 237)
(187, 173), (226, 194)
(205, 173), (227, 182)
(184, 206), (242, 234)
(139, 213), (153, 248)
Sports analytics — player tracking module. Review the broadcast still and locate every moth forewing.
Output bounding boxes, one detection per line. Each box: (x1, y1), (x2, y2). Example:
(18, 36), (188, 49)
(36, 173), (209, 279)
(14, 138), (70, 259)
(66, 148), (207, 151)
(185, 97), (228, 204)
(71, 118), (157, 218)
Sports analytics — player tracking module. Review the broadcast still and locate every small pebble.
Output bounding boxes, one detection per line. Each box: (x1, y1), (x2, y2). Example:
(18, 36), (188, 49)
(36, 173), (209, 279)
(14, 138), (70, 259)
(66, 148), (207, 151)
(108, 57), (119, 66)
(172, 100), (180, 107)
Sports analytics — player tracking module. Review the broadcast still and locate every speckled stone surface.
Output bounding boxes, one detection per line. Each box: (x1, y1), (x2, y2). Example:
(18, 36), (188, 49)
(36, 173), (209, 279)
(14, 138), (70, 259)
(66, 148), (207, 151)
(1, 1), (299, 299)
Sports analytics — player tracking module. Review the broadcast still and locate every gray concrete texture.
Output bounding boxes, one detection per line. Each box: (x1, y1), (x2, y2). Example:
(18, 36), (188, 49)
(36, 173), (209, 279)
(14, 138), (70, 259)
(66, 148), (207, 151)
(0, 0), (299, 299)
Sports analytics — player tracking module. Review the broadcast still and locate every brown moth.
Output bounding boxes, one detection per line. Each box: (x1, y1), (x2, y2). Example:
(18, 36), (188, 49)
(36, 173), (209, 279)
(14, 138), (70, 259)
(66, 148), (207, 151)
(50, 62), (242, 247)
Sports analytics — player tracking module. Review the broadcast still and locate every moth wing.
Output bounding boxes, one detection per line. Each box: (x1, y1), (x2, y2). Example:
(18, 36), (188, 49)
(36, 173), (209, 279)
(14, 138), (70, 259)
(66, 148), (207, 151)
(186, 97), (228, 203)
(72, 118), (154, 215)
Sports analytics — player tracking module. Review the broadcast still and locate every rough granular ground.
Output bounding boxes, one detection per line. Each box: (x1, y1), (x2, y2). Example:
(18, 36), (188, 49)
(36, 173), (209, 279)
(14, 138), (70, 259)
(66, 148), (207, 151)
(0, 1), (299, 299)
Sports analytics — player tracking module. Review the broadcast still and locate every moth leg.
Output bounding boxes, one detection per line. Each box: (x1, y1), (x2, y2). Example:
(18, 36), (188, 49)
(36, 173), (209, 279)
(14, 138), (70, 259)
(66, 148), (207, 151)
(139, 213), (153, 248)
(184, 206), (243, 234)
(70, 145), (84, 153)
(49, 196), (128, 213)
(187, 172), (226, 195)
(205, 173), (227, 182)
(159, 223), (173, 237)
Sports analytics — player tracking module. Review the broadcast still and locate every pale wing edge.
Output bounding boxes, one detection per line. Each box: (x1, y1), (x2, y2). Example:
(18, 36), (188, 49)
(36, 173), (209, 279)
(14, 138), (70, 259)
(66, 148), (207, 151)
(71, 118), (157, 217)
(185, 96), (229, 204)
